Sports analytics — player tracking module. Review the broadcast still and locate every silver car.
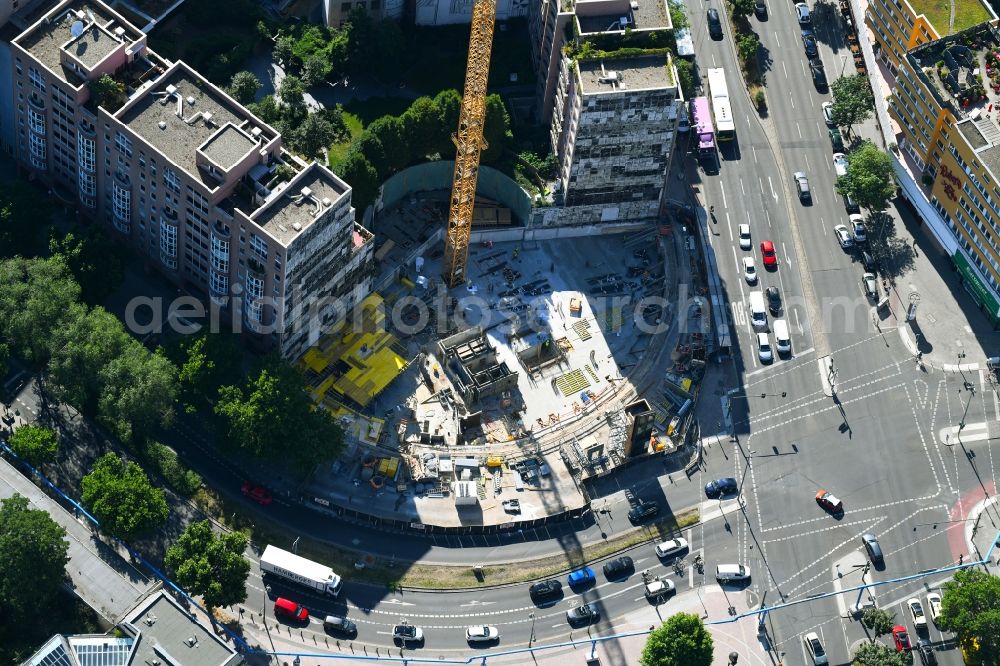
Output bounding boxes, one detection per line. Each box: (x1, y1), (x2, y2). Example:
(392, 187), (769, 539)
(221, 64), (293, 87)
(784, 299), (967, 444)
(466, 625), (500, 643)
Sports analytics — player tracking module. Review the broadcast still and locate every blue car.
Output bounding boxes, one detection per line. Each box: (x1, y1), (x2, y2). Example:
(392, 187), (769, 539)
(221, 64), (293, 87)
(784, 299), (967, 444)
(704, 477), (738, 499)
(567, 567), (596, 588)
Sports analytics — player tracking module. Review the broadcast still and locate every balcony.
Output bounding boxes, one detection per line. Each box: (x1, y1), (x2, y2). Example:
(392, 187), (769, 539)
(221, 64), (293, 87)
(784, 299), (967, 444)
(28, 93), (45, 111)
(114, 169), (132, 188)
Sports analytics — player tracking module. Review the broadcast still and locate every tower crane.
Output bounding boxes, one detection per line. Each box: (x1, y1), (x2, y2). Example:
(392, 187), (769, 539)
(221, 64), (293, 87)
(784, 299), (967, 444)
(441, 0), (497, 288)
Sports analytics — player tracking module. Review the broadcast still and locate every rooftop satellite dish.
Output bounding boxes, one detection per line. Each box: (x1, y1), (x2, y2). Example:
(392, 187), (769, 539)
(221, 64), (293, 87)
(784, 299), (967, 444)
(70, 21), (84, 37)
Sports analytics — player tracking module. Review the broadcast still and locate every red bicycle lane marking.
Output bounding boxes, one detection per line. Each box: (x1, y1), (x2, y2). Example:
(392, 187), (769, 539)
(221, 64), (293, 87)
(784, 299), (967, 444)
(946, 481), (997, 561)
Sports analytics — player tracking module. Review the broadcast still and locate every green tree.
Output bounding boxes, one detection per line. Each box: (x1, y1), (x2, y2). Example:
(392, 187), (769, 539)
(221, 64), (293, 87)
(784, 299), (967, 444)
(668, 0), (689, 28)
(356, 131), (389, 178)
(228, 71), (262, 105)
(402, 96), (442, 159)
(88, 74), (126, 111)
(367, 115), (410, 172)
(674, 58), (695, 99)
(165, 521), (250, 611)
(302, 53), (331, 87)
(98, 343), (178, 443)
(0, 343), (8, 380)
(273, 36), (294, 65)
(640, 612), (713, 666)
(0, 494), (69, 638)
(82, 453), (169, 540)
(852, 640), (907, 666)
(47, 305), (130, 414)
(256, 20), (271, 41)
(49, 227), (125, 305)
(0, 256), (81, 365)
(336, 150), (380, 212)
(482, 94), (513, 165)
(940, 568), (1000, 664)
(861, 607), (896, 640)
(736, 31), (760, 67)
(291, 112), (337, 160)
(278, 75), (306, 112)
(830, 73), (875, 133)
(8, 425), (58, 467)
(730, 0), (756, 17)
(433, 89), (462, 157)
(0, 181), (53, 259)
(176, 332), (244, 403)
(836, 141), (896, 213)
(249, 94), (282, 124)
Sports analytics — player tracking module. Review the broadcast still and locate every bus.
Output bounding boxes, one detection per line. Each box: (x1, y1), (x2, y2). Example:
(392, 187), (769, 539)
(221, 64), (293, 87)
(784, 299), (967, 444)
(691, 97), (715, 156)
(706, 68), (736, 141)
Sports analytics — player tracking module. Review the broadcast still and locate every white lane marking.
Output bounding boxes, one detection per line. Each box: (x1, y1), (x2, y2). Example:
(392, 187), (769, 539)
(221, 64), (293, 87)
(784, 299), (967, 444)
(796, 122), (802, 139)
(805, 154), (811, 171)
(775, 33), (781, 47)
(740, 178), (746, 196)
(790, 94), (795, 109)
(782, 242), (791, 267)
(765, 207), (772, 228)
(752, 145), (758, 163)
(768, 176), (777, 202)
(720, 181), (728, 208)
(783, 61), (788, 78)
(727, 212), (734, 242)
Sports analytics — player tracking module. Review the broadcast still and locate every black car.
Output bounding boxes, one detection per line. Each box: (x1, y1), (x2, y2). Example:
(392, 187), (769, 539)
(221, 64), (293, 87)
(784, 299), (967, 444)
(801, 30), (818, 58)
(861, 533), (885, 567)
(323, 615), (357, 637)
(529, 579), (563, 602)
(707, 8), (723, 38)
(861, 250), (877, 272)
(602, 556), (634, 579)
(705, 477), (738, 498)
(628, 500), (660, 523)
(809, 58), (828, 89)
(755, 0), (766, 15)
(765, 286), (781, 314)
(566, 604), (600, 626)
(917, 638), (937, 665)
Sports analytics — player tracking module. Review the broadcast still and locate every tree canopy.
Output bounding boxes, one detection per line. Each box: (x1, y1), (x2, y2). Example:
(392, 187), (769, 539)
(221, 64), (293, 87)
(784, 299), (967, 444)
(291, 113), (338, 160)
(0, 494), (69, 643)
(165, 520), (250, 610)
(0, 181), (53, 260)
(49, 227), (126, 306)
(730, 0), (757, 18)
(336, 150), (380, 213)
(82, 452), (169, 540)
(940, 568), (1000, 665)
(861, 607), (896, 639)
(668, 0), (690, 28)
(853, 640), (907, 666)
(0, 256), (81, 365)
(640, 612), (714, 666)
(8, 425), (58, 468)
(481, 94), (513, 165)
(830, 74), (875, 131)
(836, 142), (896, 212)
(174, 331), (244, 404)
(88, 74), (126, 111)
(228, 71), (262, 105)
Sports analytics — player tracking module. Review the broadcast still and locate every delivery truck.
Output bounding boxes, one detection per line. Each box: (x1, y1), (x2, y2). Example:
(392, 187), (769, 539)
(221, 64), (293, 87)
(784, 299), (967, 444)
(260, 545), (343, 597)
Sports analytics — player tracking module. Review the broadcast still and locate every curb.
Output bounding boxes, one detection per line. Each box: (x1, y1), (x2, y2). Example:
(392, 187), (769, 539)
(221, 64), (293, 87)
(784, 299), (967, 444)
(897, 324), (984, 373)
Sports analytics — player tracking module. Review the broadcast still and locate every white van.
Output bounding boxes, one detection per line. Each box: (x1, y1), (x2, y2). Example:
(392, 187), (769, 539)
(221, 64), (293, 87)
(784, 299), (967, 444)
(716, 563), (751, 582)
(748, 291), (767, 329)
(773, 319), (790, 355)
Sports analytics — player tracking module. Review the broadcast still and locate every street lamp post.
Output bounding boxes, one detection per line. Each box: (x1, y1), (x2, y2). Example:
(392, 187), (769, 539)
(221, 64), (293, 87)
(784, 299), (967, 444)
(529, 612), (536, 646)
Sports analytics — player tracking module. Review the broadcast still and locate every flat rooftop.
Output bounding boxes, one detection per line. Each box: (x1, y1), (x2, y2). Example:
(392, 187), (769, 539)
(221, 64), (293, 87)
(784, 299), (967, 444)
(14, 0), (141, 86)
(118, 64), (275, 188)
(253, 163), (350, 245)
(200, 123), (258, 172)
(958, 117), (989, 149)
(576, 0), (670, 34)
(577, 55), (675, 93)
(124, 592), (239, 666)
(910, 0), (991, 36)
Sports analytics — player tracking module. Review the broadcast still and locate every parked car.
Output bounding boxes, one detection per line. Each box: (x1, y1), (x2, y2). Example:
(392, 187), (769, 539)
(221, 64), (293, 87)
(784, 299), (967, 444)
(644, 578), (675, 601)
(766, 286), (781, 314)
(678, 101), (691, 133)
(739, 223), (752, 250)
(908, 598), (927, 628)
(707, 8), (723, 38)
(815, 489), (843, 513)
(602, 556), (634, 579)
(793, 171), (811, 203)
(241, 481), (273, 505)
(795, 1), (811, 23)
(566, 604), (600, 626)
(926, 592), (942, 624)
(743, 257), (758, 284)
(755, 0), (767, 15)
(393, 624), (424, 645)
(274, 598), (309, 623)
(862, 533), (885, 566)
(801, 30), (818, 58)
(834, 224), (854, 249)
(829, 127), (844, 151)
(892, 625), (911, 652)
(833, 152), (849, 177)
(757, 332), (773, 363)
(760, 240), (778, 269)
(803, 631), (829, 665)
(810, 58), (828, 90)
(705, 477), (738, 498)
(323, 615), (357, 637)
(529, 579), (563, 602)
(466, 625), (500, 644)
(851, 214), (867, 242)
(822, 101), (835, 126)
(628, 500), (659, 523)
(567, 567), (596, 588)
(861, 250), (877, 272)
(917, 638), (938, 665)
(654, 538), (689, 559)
(862, 272), (878, 300)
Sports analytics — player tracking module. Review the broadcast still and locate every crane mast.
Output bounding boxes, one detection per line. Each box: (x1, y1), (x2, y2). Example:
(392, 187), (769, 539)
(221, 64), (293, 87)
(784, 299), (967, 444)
(442, 0), (497, 288)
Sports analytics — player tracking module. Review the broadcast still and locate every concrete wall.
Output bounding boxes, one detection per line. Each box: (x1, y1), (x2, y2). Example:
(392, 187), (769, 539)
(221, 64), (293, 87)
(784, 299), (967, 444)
(472, 218), (649, 242)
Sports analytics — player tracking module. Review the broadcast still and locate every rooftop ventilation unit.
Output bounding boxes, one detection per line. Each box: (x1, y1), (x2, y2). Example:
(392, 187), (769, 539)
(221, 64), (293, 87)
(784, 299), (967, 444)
(321, 197), (331, 207)
(165, 84), (177, 95)
(598, 71), (620, 83)
(114, 26), (125, 40)
(202, 111), (213, 126)
(158, 121), (167, 130)
(300, 186), (312, 198)
(76, 10), (86, 19)
(251, 127), (262, 138)
(186, 96), (195, 106)
(292, 221), (302, 231)
(184, 636), (198, 647)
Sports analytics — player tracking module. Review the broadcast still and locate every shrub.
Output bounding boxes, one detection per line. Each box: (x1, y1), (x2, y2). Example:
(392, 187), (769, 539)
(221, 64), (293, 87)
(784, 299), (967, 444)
(145, 441), (202, 497)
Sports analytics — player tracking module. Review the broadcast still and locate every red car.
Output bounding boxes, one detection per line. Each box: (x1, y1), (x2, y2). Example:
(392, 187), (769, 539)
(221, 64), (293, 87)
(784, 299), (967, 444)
(815, 489), (843, 513)
(760, 240), (778, 269)
(241, 481), (273, 505)
(892, 625), (911, 652)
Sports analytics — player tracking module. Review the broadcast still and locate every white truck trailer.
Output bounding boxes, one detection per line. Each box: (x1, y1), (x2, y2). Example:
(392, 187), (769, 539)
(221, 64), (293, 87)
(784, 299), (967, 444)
(260, 545), (343, 597)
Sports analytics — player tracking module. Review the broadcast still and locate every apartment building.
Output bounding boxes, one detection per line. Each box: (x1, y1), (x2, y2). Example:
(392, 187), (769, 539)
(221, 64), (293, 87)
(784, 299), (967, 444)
(530, 0), (672, 123)
(10, 0), (375, 358)
(866, 0), (994, 72)
(548, 54), (680, 224)
(886, 21), (1000, 320)
(323, 0), (403, 27)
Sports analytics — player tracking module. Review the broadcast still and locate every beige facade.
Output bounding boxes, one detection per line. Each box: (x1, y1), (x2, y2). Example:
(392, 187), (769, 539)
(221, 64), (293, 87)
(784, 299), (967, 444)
(11, 0), (374, 358)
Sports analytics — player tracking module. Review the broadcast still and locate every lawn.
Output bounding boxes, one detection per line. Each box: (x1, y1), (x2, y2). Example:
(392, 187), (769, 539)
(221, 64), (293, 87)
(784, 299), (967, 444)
(327, 112), (363, 169)
(911, 0), (991, 35)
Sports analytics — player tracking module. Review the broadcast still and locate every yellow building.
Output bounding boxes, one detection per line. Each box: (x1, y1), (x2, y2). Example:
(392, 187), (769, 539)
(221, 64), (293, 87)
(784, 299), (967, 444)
(867, 0), (994, 72)
(887, 22), (1000, 320)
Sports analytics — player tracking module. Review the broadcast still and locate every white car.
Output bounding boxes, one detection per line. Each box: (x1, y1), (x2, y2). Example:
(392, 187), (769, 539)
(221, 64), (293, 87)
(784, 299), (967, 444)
(644, 578), (676, 600)
(743, 257), (758, 284)
(862, 272), (878, 300)
(795, 2), (811, 24)
(908, 598), (927, 628)
(466, 625), (500, 643)
(757, 332), (773, 363)
(834, 224), (854, 248)
(739, 223), (752, 250)
(926, 592), (942, 624)
(803, 632), (829, 665)
(654, 538), (688, 559)
(850, 213), (866, 242)
(822, 101), (835, 126)
(833, 152), (849, 177)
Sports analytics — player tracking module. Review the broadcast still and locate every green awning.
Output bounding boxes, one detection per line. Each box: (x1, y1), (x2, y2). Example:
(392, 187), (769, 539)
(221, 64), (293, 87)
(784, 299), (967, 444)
(953, 251), (1000, 316)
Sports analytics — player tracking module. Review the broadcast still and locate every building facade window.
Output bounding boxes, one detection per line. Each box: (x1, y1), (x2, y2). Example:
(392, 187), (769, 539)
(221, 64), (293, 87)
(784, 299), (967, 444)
(210, 269), (229, 295)
(28, 67), (45, 93)
(164, 167), (181, 194)
(249, 233), (268, 260)
(245, 273), (264, 323)
(115, 131), (133, 157)
(77, 133), (95, 172)
(159, 218), (178, 269)
(28, 132), (46, 168)
(211, 236), (230, 273)
(112, 180), (131, 231)
(27, 107), (45, 135)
